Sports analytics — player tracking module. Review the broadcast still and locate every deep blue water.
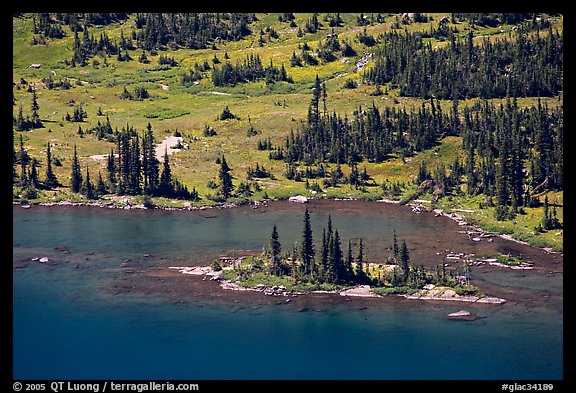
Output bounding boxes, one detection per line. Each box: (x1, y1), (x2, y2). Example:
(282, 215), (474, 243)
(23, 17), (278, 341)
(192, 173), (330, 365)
(12, 203), (563, 380)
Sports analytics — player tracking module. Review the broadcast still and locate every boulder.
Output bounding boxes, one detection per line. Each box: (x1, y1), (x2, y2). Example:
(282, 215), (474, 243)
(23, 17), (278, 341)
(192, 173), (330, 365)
(447, 310), (479, 321)
(288, 195), (309, 203)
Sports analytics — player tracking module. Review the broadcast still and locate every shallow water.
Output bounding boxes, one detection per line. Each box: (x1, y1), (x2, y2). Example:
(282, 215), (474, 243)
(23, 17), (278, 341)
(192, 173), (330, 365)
(12, 202), (563, 380)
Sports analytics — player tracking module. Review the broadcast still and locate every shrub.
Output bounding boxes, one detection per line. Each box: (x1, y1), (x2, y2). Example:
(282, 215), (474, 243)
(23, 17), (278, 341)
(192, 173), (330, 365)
(343, 78), (357, 89)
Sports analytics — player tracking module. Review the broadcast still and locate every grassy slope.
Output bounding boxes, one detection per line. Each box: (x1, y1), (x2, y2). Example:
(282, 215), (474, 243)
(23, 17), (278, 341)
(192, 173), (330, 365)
(12, 13), (563, 251)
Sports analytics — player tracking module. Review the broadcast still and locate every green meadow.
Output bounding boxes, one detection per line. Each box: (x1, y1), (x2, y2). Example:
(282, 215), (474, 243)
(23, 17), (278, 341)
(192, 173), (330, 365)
(12, 13), (563, 251)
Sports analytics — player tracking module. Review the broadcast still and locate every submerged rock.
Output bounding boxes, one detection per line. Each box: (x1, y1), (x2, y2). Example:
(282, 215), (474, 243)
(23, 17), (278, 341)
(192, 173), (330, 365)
(448, 310), (471, 318)
(448, 310), (479, 321)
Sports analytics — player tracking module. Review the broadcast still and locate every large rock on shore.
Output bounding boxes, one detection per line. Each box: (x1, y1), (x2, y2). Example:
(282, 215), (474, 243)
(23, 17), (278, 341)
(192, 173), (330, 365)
(288, 195), (309, 203)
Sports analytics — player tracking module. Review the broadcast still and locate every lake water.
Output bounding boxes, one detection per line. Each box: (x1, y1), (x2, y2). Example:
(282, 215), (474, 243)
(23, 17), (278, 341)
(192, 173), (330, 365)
(12, 202), (563, 380)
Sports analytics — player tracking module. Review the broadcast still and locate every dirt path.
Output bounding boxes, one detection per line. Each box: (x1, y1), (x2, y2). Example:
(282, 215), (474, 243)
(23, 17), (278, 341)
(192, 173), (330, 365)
(154, 135), (183, 161)
(89, 135), (183, 162)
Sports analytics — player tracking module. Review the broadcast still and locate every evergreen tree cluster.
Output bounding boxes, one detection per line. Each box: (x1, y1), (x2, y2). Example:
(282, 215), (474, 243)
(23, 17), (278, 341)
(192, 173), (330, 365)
(211, 54), (291, 87)
(32, 13), (66, 39)
(50, 13), (255, 65)
(38, 12), (250, 49)
(134, 13), (256, 50)
(364, 26), (563, 99)
(65, 104), (87, 122)
(69, 26), (125, 67)
(278, 75), (562, 215)
(318, 33), (356, 63)
(278, 13), (296, 24)
(460, 97), (563, 211)
(180, 58), (214, 86)
(304, 13), (322, 34)
(325, 13), (344, 27)
(539, 195), (562, 232)
(13, 135), (60, 199)
(158, 54), (177, 66)
(268, 209), (370, 285)
(251, 209), (476, 291)
(67, 123), (198, 201)
(357, 28), (377, 46)
(283, 76), (451, 165)
(256, 137), (273, 151)
(263, 209), (429, 288)
(451, 13), (534, 27)
(14, 90), (43, 131)
(119, 86), (150, 100)
(53, 12), (129, 28)
(41, 76), (73, 90)
(246, 163), (273, 179)
(84, 115), (115, 141)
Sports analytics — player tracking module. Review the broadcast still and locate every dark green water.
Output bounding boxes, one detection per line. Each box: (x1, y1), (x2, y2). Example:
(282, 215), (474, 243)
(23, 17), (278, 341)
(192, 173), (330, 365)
(12, 202), (563, 380)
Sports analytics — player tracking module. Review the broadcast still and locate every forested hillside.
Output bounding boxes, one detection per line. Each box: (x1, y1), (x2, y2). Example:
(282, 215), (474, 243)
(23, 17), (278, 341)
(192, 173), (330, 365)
(12, 12), (563, 250)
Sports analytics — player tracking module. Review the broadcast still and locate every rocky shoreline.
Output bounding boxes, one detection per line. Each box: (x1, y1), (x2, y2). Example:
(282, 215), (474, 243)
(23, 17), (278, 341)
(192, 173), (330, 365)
(15, 199), (243, 211)
(168, 265), (506, 305)
(15, 196), (563, 261)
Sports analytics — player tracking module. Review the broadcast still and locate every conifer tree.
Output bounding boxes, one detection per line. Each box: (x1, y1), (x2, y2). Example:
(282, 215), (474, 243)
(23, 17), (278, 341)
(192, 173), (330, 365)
(269, 224), (282, 276)
(331, 230), (344, 282)
(18, 134), (30, 167)
(399, 239), (410, 282)
(392, 230), (399, 262)
(307, 75), (322, 128)
(82, 165), (94, 199)
(44, 142), (59, 188)
(17, 134), (30, 186)
(319, 227), (329, 280)
(128, 134), (142, 194)
(355, 238), (365, 277)
(30, 89), (42, 128)
(159, 146), (172, 191)
(106, 148), (116, 188)
(96, 171), (107, 195)
(29, 158), (39, 189)
(218, 155), (234, 199)
(70, 144), (82, 193)
(300, 207), (315, 280)
(142, 123), (159, 194)
(345, 239), (354, 282)
(15, 104), (27, 131)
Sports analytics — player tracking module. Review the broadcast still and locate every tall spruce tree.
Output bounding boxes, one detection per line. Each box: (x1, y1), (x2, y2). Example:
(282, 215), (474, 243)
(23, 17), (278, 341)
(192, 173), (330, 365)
(30, 89), (42, 128)
(29, 158), (39, 188)
(96, 171), (106, 195)
(300, 207), (315, 280)
(142, 123), (159, 194)
(345, 239), (354, 282)
(159, 146), (172, 191)
(392, 230), (399, 262)
(399, 239), (410, 282)
(17, 135), (30, 186)
(82, 165), (94, 199)
(307, 75), (322, 128)
(319, 227), (329, 280)
(128, 133), (142, 194)
(106, 148), (116, 188)
(269, 224), (282, 276)
(218, 155), (234, 199)
(70, 144), (82, 193)
(331, 230), (344, 283)
(355, 238), (365, 277)
(44, 142), (59, 188)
